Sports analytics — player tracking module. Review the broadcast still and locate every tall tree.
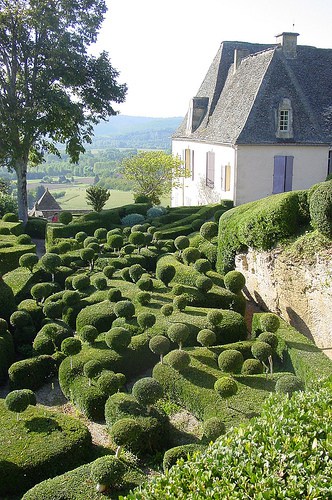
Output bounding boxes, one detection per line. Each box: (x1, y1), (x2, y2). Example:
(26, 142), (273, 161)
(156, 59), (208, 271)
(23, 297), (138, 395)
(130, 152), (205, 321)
(0, 0), (127, 223)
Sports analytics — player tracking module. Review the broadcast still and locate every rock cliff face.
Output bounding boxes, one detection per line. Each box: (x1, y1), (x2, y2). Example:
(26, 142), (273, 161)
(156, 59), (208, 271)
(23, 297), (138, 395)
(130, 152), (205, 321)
(235, 249), (332, 348)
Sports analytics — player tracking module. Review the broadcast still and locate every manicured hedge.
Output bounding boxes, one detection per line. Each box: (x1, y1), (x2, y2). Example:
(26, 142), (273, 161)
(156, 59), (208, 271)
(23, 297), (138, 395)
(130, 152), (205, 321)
(8, 355), (56, 390)
(76, 300), (116, 333)
(0, 328), (14, 384)
(216, 191), (310, 274)
(0, 399), (92, 496)
(0, 243), (36, 274)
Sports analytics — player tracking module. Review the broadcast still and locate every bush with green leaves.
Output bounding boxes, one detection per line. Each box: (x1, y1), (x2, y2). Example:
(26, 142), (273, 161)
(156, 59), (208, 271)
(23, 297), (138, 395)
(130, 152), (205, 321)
(202, 417), (226, 443)
(218, 349), (244, 374)
(40, 253), (61, 281)
(257, 331), (278, 349)
(103, 265), (116, 279)
(195, 275), (213, 292)
(61, 337), (82, 368)
(197, 329), (216, 347)
(121, 267), (131, 281)
(105, 327), (131, 351)
(137, 312), (156, 331)
(129, 264), (145, 283)
(62, 290), (80, 307)
(72, 274), (90, 291)
(86, 186), (110, 212)
(251, 341), (273, 364)
(17, 233), (32, 244)
(161, 304), (173, 317)
(207, 309), (223, 327)
(57, 241), (71, 254)
(132, 377), (163, 408)
(90, 455), (125, 492)
(193, 258), (212, 274)
(167, 323), (189, 349)
(214, 376), (238, 402)
(131, 224), (145, 233)
(241, 358), (264, 375)
(136, 291), (151, 306)
(174, 235), (190, 251)
(223, 270), (245, 293)
(43, 301), (63, 320)
(94, 227), (107, 241)
(147, 206), (166, 219)
(10, 310), (32, 328)
(110, 417), (142, 458)
(136, 275), (152, 291)
(59, 211), (73, 225)
(156, 263), (176, 287)
(5, 389), (36, 419)
(108, 288), (122, 302)
(260, 313), (280, 333)
(309, 179), (332, 237)
(173, 295), (187, 312)
(93, 276), (107, 290)
(30, 283), (53, 304)
(121, 213), (145, 227)
(164, 349), (190, 371)
(200, 221), (218, 241)
(114, 300), (135, 320)
(275, 374), (304, 395)
(129, 231), (146, 249)
(83, 236), (98, 248)
(182, 247), (200, 265)
(83, 360), (102, 385)
(97, 371), (120, 397)
(75, 231), (87, 243)
(78, 325), (99, 345)
(149, 335), (170, 363)
(107, 234), (124, 253)
(162, 444), (204, 472)
(80, 248), (95, 271)
(8, 355), (56, 390)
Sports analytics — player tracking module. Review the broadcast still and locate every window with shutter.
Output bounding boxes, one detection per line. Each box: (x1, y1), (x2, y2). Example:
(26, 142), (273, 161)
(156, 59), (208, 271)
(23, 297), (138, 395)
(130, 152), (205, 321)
(206, 152), (215, 188)
(273, 156), (294, 193)
(224, 164), (231, 191)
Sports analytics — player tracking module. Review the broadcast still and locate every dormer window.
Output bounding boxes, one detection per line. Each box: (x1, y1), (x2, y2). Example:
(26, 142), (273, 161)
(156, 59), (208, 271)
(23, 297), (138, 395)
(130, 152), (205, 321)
(276, 98), (293, 139)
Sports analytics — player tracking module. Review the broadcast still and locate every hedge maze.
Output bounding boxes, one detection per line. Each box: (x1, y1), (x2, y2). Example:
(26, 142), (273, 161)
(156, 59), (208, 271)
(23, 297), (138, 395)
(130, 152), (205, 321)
(0, 188), (331, 498)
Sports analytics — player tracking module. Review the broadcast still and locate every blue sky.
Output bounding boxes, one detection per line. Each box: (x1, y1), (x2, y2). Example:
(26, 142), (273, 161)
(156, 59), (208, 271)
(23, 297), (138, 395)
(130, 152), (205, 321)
(92, 0), (332, 117)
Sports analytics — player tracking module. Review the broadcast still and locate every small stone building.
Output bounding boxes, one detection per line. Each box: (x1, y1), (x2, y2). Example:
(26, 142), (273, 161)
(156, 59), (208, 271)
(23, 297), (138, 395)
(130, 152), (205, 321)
(29, 187), (62, 220)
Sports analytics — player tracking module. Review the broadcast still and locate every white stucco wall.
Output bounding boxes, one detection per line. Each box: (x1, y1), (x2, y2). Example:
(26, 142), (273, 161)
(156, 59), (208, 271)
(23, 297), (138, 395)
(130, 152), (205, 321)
(172, 140), (235, 207)
(235, 144), (329, 205)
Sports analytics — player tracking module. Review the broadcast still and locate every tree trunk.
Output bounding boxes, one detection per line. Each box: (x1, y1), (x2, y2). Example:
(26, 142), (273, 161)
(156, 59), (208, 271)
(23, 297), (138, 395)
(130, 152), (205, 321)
(15, 159), (28, 225)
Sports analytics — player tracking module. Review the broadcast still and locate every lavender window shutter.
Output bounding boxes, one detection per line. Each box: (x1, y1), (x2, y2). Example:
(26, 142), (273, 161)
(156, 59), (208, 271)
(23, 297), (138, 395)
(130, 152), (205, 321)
(285, 156), (294, 192)
(273, 156), (286, 194)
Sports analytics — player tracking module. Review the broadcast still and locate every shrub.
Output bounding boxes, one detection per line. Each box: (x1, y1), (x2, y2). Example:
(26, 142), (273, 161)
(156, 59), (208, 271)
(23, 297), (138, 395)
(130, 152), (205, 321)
(136, 276), (152, 292)
(194, 258), (212, 274)
(10, 310), (32, 328)
(147, 206), (166, 218)
(257, 332), (278, 349)
(200, 221), (218, 241)
(251, 341), (273, 364)
(57, 241), (71, 254)
(17, 233), (32, 245)
(197, 329), (216, 347)
(164, 349), (190, 371)
(80, 248), (95, 269)
(191, 218), (204, 231)
(121, 267), (131, 281)
(173, 295), (187, 312)
(132, 377), (163, 408)
(40, 253), (61, 280)
(121, 213), (145, 227)
(129, 264), (145, 282)
(156, 263), (176, 287)
(62, 290), (80, 307)
(309, 179), (332, 237)
(110, 417), (142, 456)
(129, 231), (146, 248)
(90, 455), (125, 490)
(136, 291), (151, 306)
(108, 288), (122, 302)
(59, 211), (73, 224)
(223, 270), (245, 293)
(83, 236), (98, 247)
(202, 417), (226, 442)
(137, 312), (156, 331)
(114, 300), (135, 320)
(30, 283), (52, 303)
(107, 234), (124, 252)
(61, 338), (81, 368)
(105, 327), (131, 351)
(149, 335), (170, 363)
(83, 360), (102, 383)
(167, 323), (189, 349)
(103, 265), (116, 279)
(43, 301), (63, 320)
(275, 374), (304, 395)
(182, 247), (200, 265)
(218, 349), (244, 373)
(207, 310), (223, 326)
(162, 444), (204, 472)
(72, 274), (90, 291)
(214, 376), (238, 400)
(131, 224), (145, 233)
(5, 389), (36, 417)
(93, 276), (107, 290)
(75, 231), (88, 243)
(97, 371), (120, 396)
(2, 212), (18, 222)
(78, 325), (99, 344)
(86, 186), (110, 212)
(195, 275), (213, 292)
(8, 355), (56, 390)
(260, 313), (280, 333)
(161, 304), (173, 317)
(94, 227), (108, 241)
(241, 358), (264, 375)
(174, 236), (190, 251)
(172, 284), (184, 296)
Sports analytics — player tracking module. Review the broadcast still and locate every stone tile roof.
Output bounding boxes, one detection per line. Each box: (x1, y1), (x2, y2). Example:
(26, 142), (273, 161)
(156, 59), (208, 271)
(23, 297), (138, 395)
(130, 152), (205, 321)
(173, 40), (332, 145)
(35, 188), (62, 211)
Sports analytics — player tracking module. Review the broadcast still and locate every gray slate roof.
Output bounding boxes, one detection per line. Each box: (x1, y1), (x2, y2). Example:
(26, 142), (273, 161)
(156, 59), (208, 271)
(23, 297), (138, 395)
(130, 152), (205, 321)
(173, 40), (332, 145)
(35, 188), (62, 211)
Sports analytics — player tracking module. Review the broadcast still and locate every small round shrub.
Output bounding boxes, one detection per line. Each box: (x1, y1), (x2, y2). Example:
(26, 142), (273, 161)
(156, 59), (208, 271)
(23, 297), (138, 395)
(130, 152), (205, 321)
(200, 221), (218, 240)
(120, 267), (131, 281)
(79, 325), (99, 344)
(0, 318), (8, 334)
(172, 284), (184, 296)
(202, 417), (226, 442)
(103, 265), (116, 279)
(43, 301), (63, 319)
(93, 276), (107, 290)
(122, 243), (135, 255)
(131, 224), (145, 233)
(156, 263), (176, 287)
(121, 213), (145, 227)
(165, 349), (190, 371)
(108, 288), (122, 302)
(197, 329), (216, 347)
(2, 212), (18, 222)
(129, 264), (145, 282)
(110, 417), (142, 451)
(59, 211), (73, 224)
(61, 337), (82, 356)
(97, 371), (120, 396)
(114, 300), (135, 320)
(214, 376), (238, 399)
(194, 258), (212, 274)
(207, 309), (223, 326)
(167, 323), (189, 349)
(251, 341), (273, 363)
(72, 274), (90, 291)
(75, 231), (87, 243)
(147, 225), (156, 235)
(90, 455), (125, 489)
(80, 247), (95, 263)
(309, 180), (332, 237)
(161, 304), (173, 317)
(137, 276), (153, 291)
(62, 290), (80, 307)
(129, 231), (146, 248)
(218, 349), (244, 373)
(17, 233), (32, 245)
(173, 295), (187, 312)
(260, 313), (280, 333)
(195, 275), (213, 292)
(182, 247), (200, 265)
(257, 332), (278, 349)
(94, 227), (108, 241)
(83, 360), (102, 380)
(137, 312), (156, 331)
(107, 234), (124, 251)
(241, 358), (264, 375)
(105, 327), (131, 351)
(10, 310), (32, 328)
(57, 241), (71, 254)
(214, 209), (224, 222)
(136, 291), (151, 306)
(149, 335), (170, 361)
(83, 236), (98, 248)
(275, 374), (304, 395)
(174, 236), (190, 251)
(224, 270), (246, 293)
(132, 377), (163, 407)
(40, 253), (61, 274)
(5, 389), (35, 415)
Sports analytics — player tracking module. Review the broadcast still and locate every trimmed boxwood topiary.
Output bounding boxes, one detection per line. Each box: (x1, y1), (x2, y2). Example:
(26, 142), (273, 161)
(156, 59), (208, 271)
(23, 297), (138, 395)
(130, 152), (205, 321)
(182, 247), (200, 265)
(75, 231), (88, 243)
(174, 236), (190, 251)
(78, 325), (99, 345)
(197, 329), (216, 347)
(164, 349), (190, 371)
(207, 310), (223, 327)
(156, 263), (176, 287)
(241, 358), (264, 375)
(72, 274), (91, 291)
(214, 376), (238, 401)
(10, 310), (32, 328)
(136, 291), (151, 306)
(202, 416), (226, 443)
(257, 332), (278, 349)
(132, 377), (163, 408)
(8, 355), (56, 390)
(173, 295), (187, 312)
(200, 221), (218, 241)
(260, 313), (280, 333)
(97, 371), (120, 397)
(275, 374), (304, 395)
(110, 417), (142, 457)
(137, 312), (156, 331)
(114, 300), (135, 320)
(251, 341), (273, 364)
(218, 349), (244, 373)
(5, 389), (36, 418)
(105, 327), (131, 351)
(108, 288), (122, 302)
(63, 290), (80, 307)
(83, 360), (102, 385)
(149, 335), (170, 363)
(103, 265), (116, 278)
(167, 323), (189, 349)
(195, 275), (213, 292)
(194, 258), (212, 274)
(94, 227), (108, 241)
(19, 253), (38, 271)
(137, 276), (153, 291)
(93, 276), (107, 290)
(59, 212), (73, 225)
(223, 271), (246, 293)
(90, 455), (126, 491)
(162, 444), (204, 472)
(129, 264), (145, 283)
(309, 179), (332, 237)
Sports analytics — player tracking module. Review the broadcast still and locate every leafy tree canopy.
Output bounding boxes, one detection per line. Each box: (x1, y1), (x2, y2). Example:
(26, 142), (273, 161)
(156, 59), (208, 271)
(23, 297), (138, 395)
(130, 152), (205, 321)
(0, 0), (127, 222)
(121, 151), (187, 204)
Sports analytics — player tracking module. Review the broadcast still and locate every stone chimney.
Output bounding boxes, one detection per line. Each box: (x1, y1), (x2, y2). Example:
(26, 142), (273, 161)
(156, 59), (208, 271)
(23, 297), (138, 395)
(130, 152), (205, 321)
(276, 32), (299, 59)
(233, 48), (250, 73)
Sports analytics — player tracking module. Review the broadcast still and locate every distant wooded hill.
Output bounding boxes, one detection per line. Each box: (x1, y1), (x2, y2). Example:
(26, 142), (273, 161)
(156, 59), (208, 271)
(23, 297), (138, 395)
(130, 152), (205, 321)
(89, 115), (183, 150)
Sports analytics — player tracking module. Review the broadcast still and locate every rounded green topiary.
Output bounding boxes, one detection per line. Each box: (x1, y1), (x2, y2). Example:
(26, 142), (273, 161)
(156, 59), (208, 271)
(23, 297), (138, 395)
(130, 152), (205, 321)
(131, 224), (145, 233)
(10, 310), (32, 328)
(83, 360), (102, 381)
(78, 325), (99, 344)
(174, 236), (190, 251)
(172, 284), (184, 296)
(72, 274), (90, 291)
(129, 264), (145, 283)
(214, 376), (238, 399)
(132, 377), (163, 407)
(5, 389), (36, 416)
(218, 349), (244, 373)
(202, 417), (226, 442)
(80, 247), (95, 263)
(97, 371), (120, 396)
(137, 312), (156, 331)
(197, 329), (216, 347)
(149, 335), (170, 362)
(75, 231), (88, 243)
(260, 313), (280, 333)
(241, 358), (264, 375)
(165, 349), (190, 371)
(43, 301), (63, 320)
(17, 233), (32, 245)
(57, 241), (71, 254)
(105, 327), (131, 351)
(93, 276), (107, 290)
(62, 290), (80, 307)
(107, 234), (124, 251)
(40, 253), (61, 275)
(61, 337), (82, 356)
(136, 291), (151, 306)
(161, 304), (173, 317)
(200, 221), (218, 241)
(0, 317), (8, 334)
(108, 288), (122, 302)
(207, 309), (223, 326)
(122, 243), (135, 255)
(103, 265), (116, 279)
(195, 275), (213, 292)
(194, 258), (212, 274)
(275, 374), (304, 396)
(257, 332), (278, 349)
(224, 271), (246, 293)
(83, 236), (98, 248)
(251, 341), (273, 363)
(129, 231), (146, 248)
(2, 212), (18, 222)
(90, 455), (125, 489)
(114, 300), (135, 320)
(167, 323), (189, 349)
(110, 417), (142, 452)
(120, 267), (131, 281)
(309, 179), (332, 237)
(137, 276), (153, 291)
(19, 253), (39, 272)
(156, 263), (176, 287)
(173, 295), (187, 312)
(94, 227), (108, 241)
(182, 247), (200, 265)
